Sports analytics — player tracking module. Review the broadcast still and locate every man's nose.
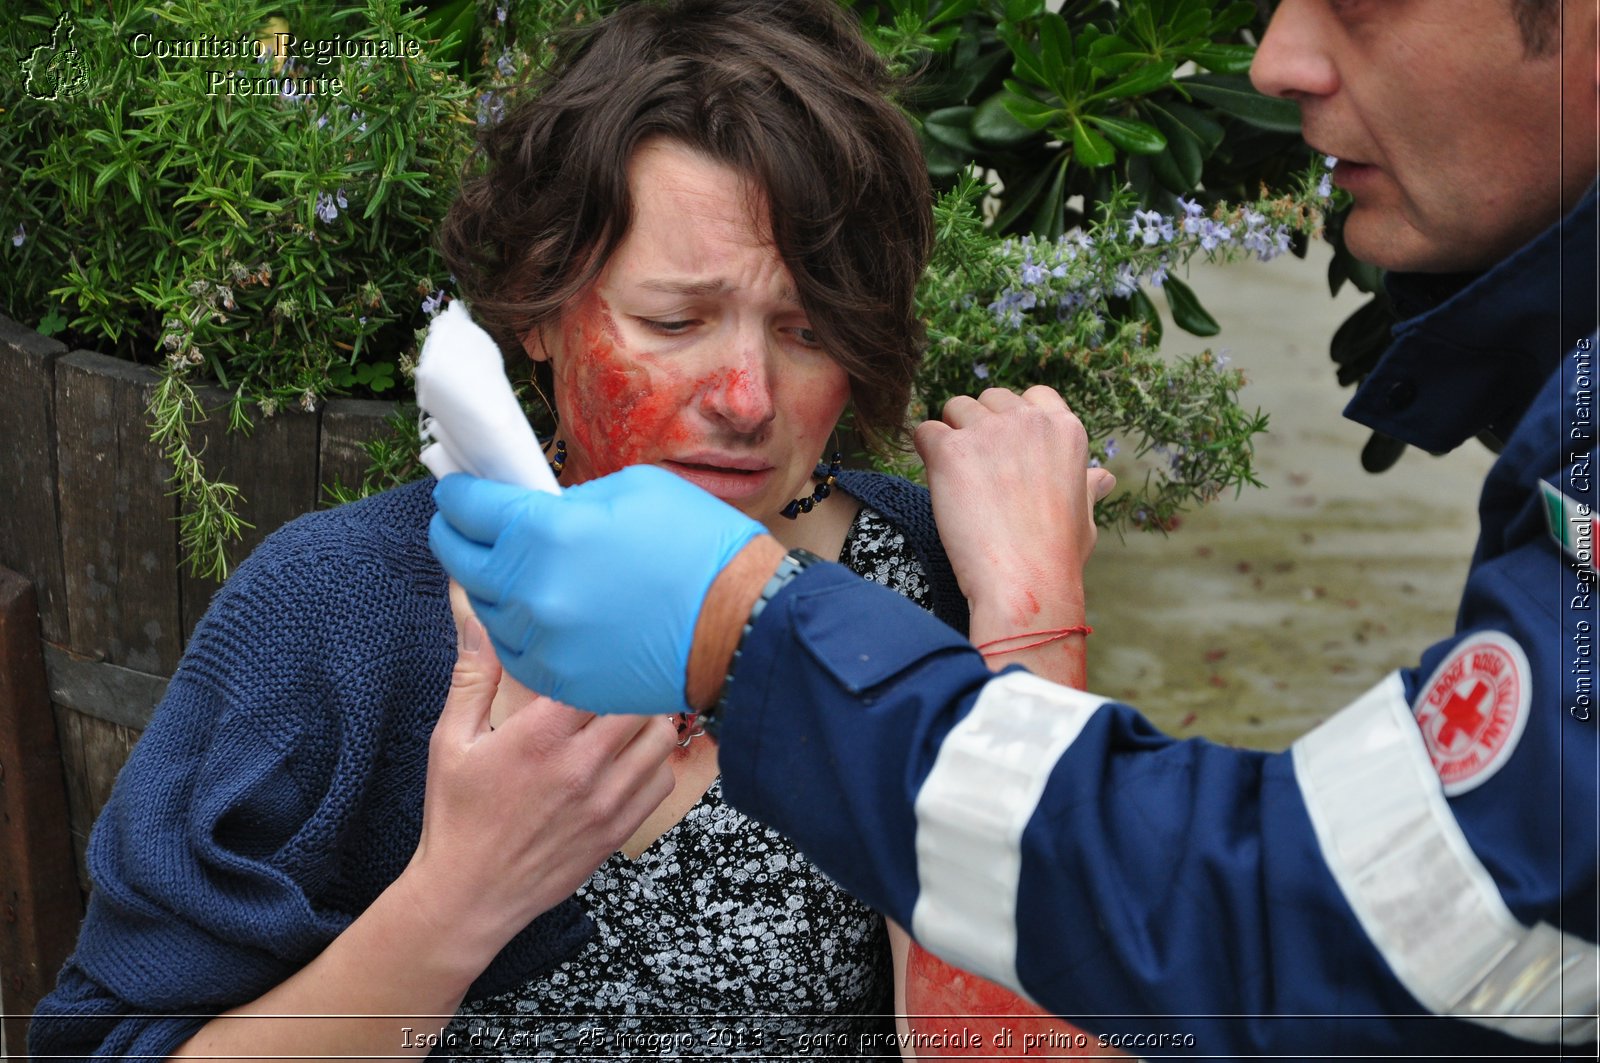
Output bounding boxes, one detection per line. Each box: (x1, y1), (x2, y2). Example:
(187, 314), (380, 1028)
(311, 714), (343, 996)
(699, 338), (776, 433)
(1249, 0), (1339, 103)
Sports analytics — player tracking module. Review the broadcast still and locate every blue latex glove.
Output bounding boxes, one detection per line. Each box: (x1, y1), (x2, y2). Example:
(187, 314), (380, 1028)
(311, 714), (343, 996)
(429, 466), (765, 713)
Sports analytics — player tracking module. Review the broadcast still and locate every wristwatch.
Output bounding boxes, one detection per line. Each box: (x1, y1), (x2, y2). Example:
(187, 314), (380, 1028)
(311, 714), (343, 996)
(699, 548), (822, 738)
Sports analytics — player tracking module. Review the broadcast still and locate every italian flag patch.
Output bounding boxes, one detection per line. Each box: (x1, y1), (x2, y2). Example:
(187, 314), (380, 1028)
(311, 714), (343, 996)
(1541, 480), (1598, 575)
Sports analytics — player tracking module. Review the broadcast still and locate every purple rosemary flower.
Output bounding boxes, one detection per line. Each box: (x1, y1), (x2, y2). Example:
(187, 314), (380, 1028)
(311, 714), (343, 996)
(11, 223), (25, 247)
(496, 4), (508, 23)
(314, 189), (348, 225)
(1197, 219), (1232, 252)
(1103, 437), (1119, 459)
(421, 289), (447, 316)
(476, 91), (505, 127)
(496, 50), (517, 78)
(1176, 197), (1205, 235)
(973, 362), (990, 380)
(1112, 263), (1139, 299)
(1128, 209), (1171, 247)
(1317, 172), (1334, 199)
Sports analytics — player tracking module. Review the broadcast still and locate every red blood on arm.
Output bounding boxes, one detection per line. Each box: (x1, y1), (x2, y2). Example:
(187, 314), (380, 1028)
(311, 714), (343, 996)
(905, 946), (1112, 1057)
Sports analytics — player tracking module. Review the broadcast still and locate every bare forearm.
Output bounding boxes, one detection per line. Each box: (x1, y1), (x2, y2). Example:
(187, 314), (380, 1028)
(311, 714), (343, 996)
(968, 579), (1089, 689)
(169, 872), (491, 1062)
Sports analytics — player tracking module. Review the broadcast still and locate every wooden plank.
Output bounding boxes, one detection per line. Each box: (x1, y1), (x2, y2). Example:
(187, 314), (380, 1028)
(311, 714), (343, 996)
(42, 644), (167, 732)
(52, 707), (96, 897)
(319, 398), (401, 500)
(51, 706), (139, 898)
(178, 385), (320, 642)
(54, 351), (182, 675)
(0, 314), (70, 645)
(0, 568), (83, 1052)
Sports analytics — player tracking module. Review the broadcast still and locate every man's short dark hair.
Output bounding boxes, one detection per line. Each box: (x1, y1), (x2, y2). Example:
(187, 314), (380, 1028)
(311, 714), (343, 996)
(1512, 0), (1560, 55)
(438, 0), (932, 451)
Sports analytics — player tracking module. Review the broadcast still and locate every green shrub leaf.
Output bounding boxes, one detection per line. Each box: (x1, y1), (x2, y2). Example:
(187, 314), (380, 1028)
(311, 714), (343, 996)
(1085, 114), (1167, 155)
(1163, 275), (1222, 336)
(1179, 74), (1303, 133)
(1070, 119), (1117, 167)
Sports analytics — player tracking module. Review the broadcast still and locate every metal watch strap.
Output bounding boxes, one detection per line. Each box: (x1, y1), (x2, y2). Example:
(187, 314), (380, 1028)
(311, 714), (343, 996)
(700, 548), (822, 738)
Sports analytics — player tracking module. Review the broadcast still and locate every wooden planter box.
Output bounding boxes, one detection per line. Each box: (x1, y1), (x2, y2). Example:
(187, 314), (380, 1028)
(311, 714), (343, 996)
(0, 312), (399, 1042)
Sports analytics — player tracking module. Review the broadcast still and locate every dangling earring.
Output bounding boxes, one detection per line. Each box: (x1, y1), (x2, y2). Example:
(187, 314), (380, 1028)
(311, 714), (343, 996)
(525, 372), (559, 428)
(781, 447), (842, 519)
(520, 346), (567, 482)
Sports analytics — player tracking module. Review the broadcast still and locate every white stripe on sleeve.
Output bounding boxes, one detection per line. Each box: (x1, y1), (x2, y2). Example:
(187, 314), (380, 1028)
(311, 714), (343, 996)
(1293, 672), (1598, 1044)
(910, 670), (1104, 995)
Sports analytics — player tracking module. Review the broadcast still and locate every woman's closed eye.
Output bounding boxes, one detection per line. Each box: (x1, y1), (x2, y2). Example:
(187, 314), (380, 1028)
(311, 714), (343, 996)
(636, 316), (699, 335)
(634, 317), (822, 349)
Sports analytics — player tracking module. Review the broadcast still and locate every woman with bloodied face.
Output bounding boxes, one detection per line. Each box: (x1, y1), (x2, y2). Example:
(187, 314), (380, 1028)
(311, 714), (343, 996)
(424, 0), (967, 1051)
(29, 1), (997, 1060)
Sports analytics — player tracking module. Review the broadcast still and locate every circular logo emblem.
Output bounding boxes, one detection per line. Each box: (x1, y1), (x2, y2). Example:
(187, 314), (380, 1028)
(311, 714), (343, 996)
(1412, 632), (1531, 796)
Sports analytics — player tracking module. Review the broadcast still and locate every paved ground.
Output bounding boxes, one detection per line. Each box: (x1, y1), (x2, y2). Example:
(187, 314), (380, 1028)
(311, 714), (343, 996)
(1083, 244), (1497, 750)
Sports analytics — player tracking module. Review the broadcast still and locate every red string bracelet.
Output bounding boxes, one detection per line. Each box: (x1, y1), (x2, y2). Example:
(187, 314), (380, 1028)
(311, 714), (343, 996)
(977, 625), (1093, 656)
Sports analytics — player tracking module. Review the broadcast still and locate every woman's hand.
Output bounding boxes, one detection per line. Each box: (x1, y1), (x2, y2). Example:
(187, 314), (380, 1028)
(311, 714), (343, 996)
(915, 386), (1112, 688)
(915, 386), (1111, 623)
(399, 618), (678, 967)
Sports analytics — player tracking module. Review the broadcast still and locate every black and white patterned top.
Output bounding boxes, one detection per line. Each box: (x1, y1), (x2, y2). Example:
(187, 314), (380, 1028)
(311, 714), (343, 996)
(444, 506), (933, 1060)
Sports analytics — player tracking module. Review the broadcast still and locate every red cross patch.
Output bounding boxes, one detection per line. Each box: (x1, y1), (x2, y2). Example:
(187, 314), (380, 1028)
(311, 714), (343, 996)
(1412, 632), (1531, 796)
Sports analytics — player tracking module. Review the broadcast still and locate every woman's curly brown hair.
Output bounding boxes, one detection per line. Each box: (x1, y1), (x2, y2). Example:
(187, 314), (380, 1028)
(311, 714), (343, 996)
(437, 0), (933, 451)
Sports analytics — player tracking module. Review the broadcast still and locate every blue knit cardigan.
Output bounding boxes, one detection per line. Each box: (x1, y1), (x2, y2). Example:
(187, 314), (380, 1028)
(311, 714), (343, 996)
(30, 471), (967, 1060)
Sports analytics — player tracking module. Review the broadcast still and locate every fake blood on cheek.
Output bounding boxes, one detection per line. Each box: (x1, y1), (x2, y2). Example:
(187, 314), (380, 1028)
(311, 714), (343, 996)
(558, 294), (694, 477)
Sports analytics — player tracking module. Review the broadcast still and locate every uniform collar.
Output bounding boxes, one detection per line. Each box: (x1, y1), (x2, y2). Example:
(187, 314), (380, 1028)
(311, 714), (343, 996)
(1344, 185), (1598, 454)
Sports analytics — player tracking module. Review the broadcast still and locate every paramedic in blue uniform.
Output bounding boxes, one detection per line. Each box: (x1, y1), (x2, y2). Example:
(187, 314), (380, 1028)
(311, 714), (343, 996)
(432, 0), (1599, 1053)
